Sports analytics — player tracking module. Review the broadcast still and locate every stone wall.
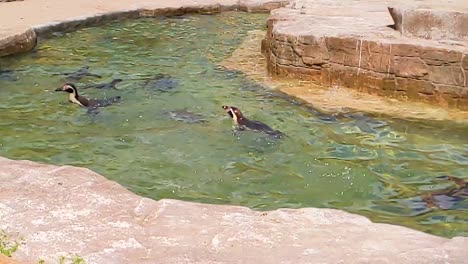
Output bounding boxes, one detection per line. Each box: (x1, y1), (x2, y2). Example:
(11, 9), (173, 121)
(262, 1), (468, 110)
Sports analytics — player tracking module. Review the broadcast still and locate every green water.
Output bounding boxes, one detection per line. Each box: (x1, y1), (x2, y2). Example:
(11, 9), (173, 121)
(0, 12), (467, 237)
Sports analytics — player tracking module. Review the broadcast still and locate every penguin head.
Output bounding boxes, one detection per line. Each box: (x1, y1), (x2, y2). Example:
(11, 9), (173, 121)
(222, 105), (244, 124)
(55, 83), (77, 94)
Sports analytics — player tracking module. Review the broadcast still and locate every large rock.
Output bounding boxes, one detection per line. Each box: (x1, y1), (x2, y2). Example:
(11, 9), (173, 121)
(262, 0), (468, 110)
(0, 28), (36, 57)
(0, 156), (467, 264)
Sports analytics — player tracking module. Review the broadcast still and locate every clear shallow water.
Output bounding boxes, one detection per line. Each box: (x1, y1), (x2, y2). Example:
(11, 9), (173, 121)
(0, 12), (467, 237)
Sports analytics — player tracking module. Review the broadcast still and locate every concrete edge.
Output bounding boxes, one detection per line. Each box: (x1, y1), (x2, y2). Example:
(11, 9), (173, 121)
(0, 0), (290, 57)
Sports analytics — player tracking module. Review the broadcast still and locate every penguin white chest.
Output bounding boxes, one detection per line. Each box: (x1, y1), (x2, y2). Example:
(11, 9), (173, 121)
(68, 93), (84, 107)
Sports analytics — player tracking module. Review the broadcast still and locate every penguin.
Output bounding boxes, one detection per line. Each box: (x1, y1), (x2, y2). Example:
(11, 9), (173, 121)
(435, 175), (467, 197)
(142, 73), (178, 92)
(55, 83), (121, 108)
(83, 78), (123, 90)
(422, 175), (467, 210)
(222, 105), (284, 138)
(54, 66), (102, 81)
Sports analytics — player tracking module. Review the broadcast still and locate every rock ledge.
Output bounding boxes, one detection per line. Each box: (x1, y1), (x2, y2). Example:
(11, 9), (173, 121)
(1, 156), (467, 264)
(262, 0), (468, 109)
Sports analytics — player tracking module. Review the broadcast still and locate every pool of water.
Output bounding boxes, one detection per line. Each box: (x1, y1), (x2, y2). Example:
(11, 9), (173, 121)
(0, 12), (467, 237)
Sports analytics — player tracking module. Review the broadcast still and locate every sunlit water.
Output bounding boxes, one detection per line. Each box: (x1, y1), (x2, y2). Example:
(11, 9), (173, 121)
(0, 12), (467, 237)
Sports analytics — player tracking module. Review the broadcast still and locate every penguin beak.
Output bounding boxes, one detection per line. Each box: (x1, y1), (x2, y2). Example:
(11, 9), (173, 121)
(55, 87), (64, 92)
(222, 105), (234, 119)
(436, 175), (449, 180)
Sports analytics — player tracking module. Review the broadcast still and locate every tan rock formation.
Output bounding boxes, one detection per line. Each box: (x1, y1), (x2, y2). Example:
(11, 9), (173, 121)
(0, 28), (36, 57)
(0, 156), (467, 264)
(262, 0), (468, 109)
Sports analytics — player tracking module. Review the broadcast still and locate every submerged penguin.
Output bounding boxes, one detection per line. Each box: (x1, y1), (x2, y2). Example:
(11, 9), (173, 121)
(165, 109), (207, 124)
(222, 105), (284, 138)
(54, 66), (102, 81)
(422, 175), (467, 210)
(55, 83), (121, 108)
(142, 74), (179, 92)
(83, 78), (123, 90)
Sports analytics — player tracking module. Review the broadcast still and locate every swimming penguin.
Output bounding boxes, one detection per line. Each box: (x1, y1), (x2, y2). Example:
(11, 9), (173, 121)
(55, 83), (121, 108)
(83, 78), (123, 90)
(54, 66), (102, 81)
(222, 105), (284, 138)
(435, 175), (467, 197)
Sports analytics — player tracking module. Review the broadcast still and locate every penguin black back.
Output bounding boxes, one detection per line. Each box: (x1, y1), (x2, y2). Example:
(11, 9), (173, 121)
(222, 105), (284, 138)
